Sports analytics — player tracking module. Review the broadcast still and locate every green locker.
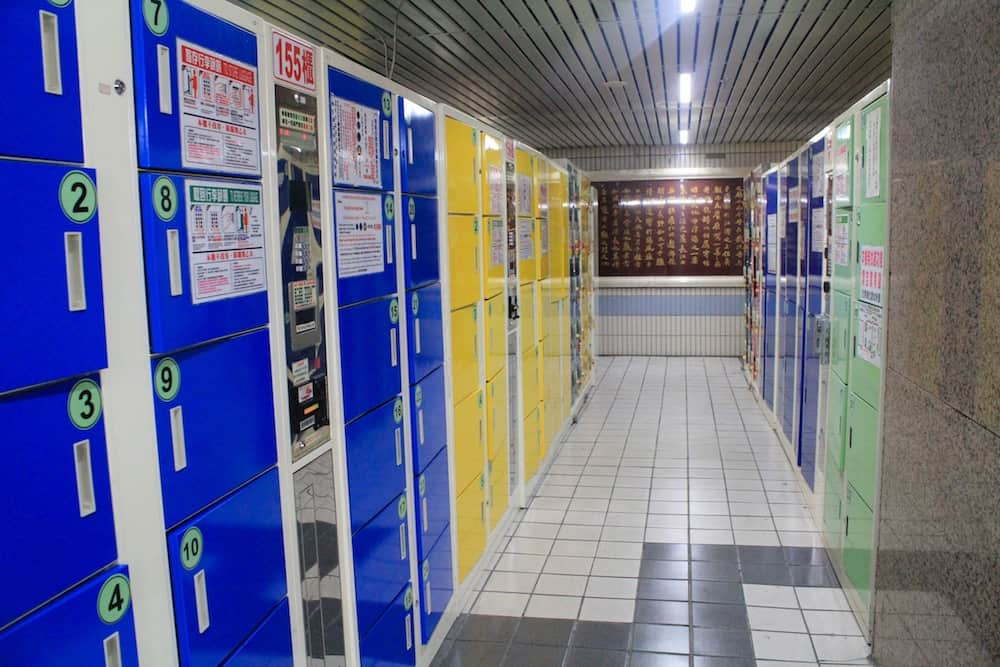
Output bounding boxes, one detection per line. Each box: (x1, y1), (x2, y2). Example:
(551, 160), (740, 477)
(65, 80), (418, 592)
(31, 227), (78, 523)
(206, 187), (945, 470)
(830, 291), (853, 382)
(831, 211), (854, 295)
(832, 118), (853, 209)
(846, 394), (880, 508)
(854, 204), (887, 307)
(844, 483), (874, 609)
(860, 96), (889, 205)
(822, 460), (845, 558)
(827, 378), (848, 472)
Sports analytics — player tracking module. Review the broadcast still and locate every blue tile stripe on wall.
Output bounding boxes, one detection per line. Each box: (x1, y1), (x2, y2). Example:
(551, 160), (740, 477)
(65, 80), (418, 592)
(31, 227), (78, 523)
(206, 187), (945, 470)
(598, 292), (744, 317)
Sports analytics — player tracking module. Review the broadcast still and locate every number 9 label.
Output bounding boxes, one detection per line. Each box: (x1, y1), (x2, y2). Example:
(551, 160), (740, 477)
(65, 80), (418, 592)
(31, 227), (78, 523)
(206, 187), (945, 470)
(155, 358), (181, 401)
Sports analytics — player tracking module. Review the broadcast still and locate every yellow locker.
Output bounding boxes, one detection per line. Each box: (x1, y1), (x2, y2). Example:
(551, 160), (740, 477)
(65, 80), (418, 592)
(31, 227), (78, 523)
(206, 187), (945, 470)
(533, 282), (544, 346)
(455, 477), (486, 583)
(453, 389), (484, 493)
(485, 294), (506, 379)
(448, 215), (481, 309)
(445, 117), (479, 215)
(522, 345), (539, 415)
(518, 282), (535, 352)
(450, 302), (479, 403)
(489, 446), (509, 530)
(524, 407), (540, 480)
(533, 157), (545, 220)
(482, 216), (505, 299)
(486, 368), (507, 462)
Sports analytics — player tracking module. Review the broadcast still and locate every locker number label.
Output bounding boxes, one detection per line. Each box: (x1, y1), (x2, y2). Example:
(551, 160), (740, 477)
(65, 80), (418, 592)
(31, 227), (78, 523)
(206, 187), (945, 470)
(152, 176), (178, 221)
(394, 397), (404, 423)
(272, 31), (316, 91)
(68, 379), (102, 430)
(422, 560), (430, 578)
(389, 298), (399, 324)
(155, 358), (181, 401)
(414, 385), (423, 407)
(403, 586), (413, 611)
(142, 0), (170, 36)
(97, 574), (132, 625)
(419, 474), (426, 497)
(383, 195), (394, 220)
(59, 171), (97, 223)
(407, 198), (415, 221)
(180, 527), (203, 570)
(397, 496), (407, 519)
(48, 0), (72, 7)
(381, 92), (392, 117)
(411, 292), (419, 315)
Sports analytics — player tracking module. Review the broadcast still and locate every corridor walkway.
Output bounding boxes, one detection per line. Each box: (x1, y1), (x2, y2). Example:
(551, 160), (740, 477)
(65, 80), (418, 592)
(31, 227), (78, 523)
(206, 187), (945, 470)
(433, 357), (872, 667)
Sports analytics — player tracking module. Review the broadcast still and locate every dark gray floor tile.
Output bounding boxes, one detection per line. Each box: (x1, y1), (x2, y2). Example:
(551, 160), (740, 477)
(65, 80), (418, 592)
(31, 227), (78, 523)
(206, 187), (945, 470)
(788, 564), (840, 587)
(638, 578), (690, 601)
(739, 562), (793, 586)
(640, 560), (690, 580)
(447, 614), (469, 639)
(736, 545), (785, 564)
(635, 600), (690, 625)
(513, 618), (574, 647)
(783, 546), (831, 566)
(690, 562), (741, 582)
(690, 545), (738, 562)
(456, 615), (520, 643)
(631, 623), (691, 654)
(691, 628), (754, 658)
(690, 581), (745, 605)
(629, 652), (691, 667)
(571, 621), (631, 651)
(500, 643), (566, 667)
(690, 603), (748, 629)
(692, 656), (753, 667)
(430, 639), (455, 667)
(642, 543), (690, 561)
(564, 646), (628, 667)
(435, 640), (508, 667)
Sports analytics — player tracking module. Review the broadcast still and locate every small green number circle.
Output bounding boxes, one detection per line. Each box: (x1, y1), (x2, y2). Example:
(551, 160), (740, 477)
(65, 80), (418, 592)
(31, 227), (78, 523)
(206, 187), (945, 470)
(154, 358), (181, 401)
(472, 305), (478, 321)
(393, 397), (404, 423)
(143, 0), (170, 35)
(59, 170), (97, 223)
(411, 292), (419, 315)
(473, 217), (479, 232)
(48, 0), (72, 7)
(422, 560), (430, 578)
(404, 586), (413, 610)
(384, 195), (394, 220)
(397, 495), (407, 519)
(389, 298), (399, 324)
(414, 385), (423, 407)
(152, 176), (178, 221)
(97, 574), (132, 625)
(419, 475), (426, 497)
(180, 527), (203, 570)
(381, 91), (392, 116)
(68, 379), (102, 430)
(407, 198), (415, 221)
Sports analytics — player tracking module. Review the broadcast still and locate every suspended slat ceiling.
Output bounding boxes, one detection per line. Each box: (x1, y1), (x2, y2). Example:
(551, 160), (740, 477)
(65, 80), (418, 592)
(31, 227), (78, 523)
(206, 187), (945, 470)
(232, 0), (892, 150)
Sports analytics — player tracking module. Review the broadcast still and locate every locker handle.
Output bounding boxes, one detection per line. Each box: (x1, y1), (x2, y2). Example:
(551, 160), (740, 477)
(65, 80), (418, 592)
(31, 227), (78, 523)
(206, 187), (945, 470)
(39, 11), (62, 95)
(170, 406), (187, 471)
(399, 523), (407, 559)
(414, 318), (422, 354)
(194, 570), (210, 633)
(73, 439), (96, 517)
(848, 427), (853, 449)
(424, 579), (432, 614)
(418, 408), (425, 444)
(103, 632), (122, 667)
(422, 497), (429, 532)
(64, 232), (87, 312)
(394, 427), (402, 466)
(473, 333), (478, 359)
(157, 44), (172, 115)
(407, 128), (414, 164)
(390, 328), (398, 367)
(382, 120), (390, 160)
(474, 245), (479, 273)
(386, 224), (394, 265)
(410, 223), (418, 260)
(167, 229), (183, 296)
(404, 613), (413, 650)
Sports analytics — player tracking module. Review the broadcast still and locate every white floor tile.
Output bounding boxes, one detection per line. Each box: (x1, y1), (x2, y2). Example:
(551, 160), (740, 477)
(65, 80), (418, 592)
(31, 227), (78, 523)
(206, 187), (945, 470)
(690, 529), (735, 544)
(596, 541), (643, 559)
(585, 576), (638, 599)
(579, 596), (636, 622)
(543, 556), (593, 575)
(495, 553), (547, 573)
(691, 515), (733, 530)
(748, 606), (808, 632)
(773, 516), (817, 532)
(534, 573), (587, 596)
(472, 591), (529, 617)
(601, 525), (645, 542)
(591, 558), (641, 577)
(795, 587), (851, 611)
(743, 584), (799, 608)
(515, 523), (560, 539)
(569, 498), (611, 512)
(779, 531), (824, 547)
(689, 501), (731, 515)
(751, 631), (817, 662)
(524, 594), (582, 619)
(530, 497), (571, 511)
(803, 610), (863, 636)
(563, 510), (606, 526)
(484, 571), (539, 594)
(608, 499), (649, 513)
(550, 540), (598, 558)
(811, 635), (871, 662)
(647, 514), (688, 529)
(504, 537), (553, 555)
(557, 524), (603, 541)
(731, 516), (775, 531)
(643, 527), (688, 543)
(523, 508), (566, 524)
(733, 530), (781, 546)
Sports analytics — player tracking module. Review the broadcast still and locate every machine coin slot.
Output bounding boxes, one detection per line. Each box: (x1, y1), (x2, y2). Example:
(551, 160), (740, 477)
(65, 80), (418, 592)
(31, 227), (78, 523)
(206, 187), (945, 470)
(170, 406), (187, 471)
(167, 229), (183, 296)
(157, 45), (172, 115)
(39, 12), (62, 95)
(194, 570), (210, 633)
(103, 632), (122, 667)
(73, 439), (96, 517)
(64, 232), (86, 311)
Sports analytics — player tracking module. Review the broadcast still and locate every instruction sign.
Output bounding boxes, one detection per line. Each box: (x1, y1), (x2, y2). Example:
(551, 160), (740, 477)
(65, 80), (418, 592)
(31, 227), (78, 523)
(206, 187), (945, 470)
(335, 191), (384, 277)
(178, 40), (260, 174)
(489, 219), (505, 266)
(833, 140), (850, 203)
(517, 219), (534, 260)
(517, 174), (531, 215)
(859, 244), (885, 305)
(856, 302), (882, 367)
(811, 151), (825, 198)
(865, 108), (881, 198)
(832, 217), (850, 266)
(487, 165), (504, 216)
(766, 213), (777, 272)
(331, 97), (382, 188)
(185, 180), (266, 304)
(811, 207), (826, 253)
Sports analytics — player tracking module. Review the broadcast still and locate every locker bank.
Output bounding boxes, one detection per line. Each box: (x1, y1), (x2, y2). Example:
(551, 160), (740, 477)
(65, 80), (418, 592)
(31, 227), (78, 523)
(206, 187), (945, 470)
(0, 1), (995, 666)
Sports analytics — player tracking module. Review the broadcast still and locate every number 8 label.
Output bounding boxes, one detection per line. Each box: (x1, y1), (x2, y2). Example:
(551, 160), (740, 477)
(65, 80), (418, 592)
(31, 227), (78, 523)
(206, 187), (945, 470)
(153, 176), (177, 221)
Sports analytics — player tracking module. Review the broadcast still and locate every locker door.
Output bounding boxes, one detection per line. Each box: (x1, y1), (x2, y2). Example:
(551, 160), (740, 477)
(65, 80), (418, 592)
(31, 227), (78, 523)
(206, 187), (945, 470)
(328, 68), (394, 192)
(407, 284), (444, 384)
(411, 367), (447, 474)
(822, 463), (845, 557)
(0, 161), (106, 393)
(333, 190), (397, 306)
(488, 436), (510, 523)
(449, 303), (479, 403)
(455, 479), (486, 583)
(415, 448), (450, 557)
(419, 532), (453, 644)
(447, 215), (481, 309)
(453, 390), (485, 494)
(845, 394), (880, 508)
(352, 496), (411, 637)
(844, 484), (874, 609)
(167, 470), (287, 667)
(830, 290), (852, 385)
(522, 346), (540, 415)
(139, 173), (269, 353)
(860, 96), (889, 205)
(826, 378), (848, 473)
(517, 218), (536, 285)
(485, 294), (506, 379)
(0, 566), (139, 666)
(519, 283), (536, 352)
(0, 2), (83, 162)
(483, 217), (506, 299)
(338, 295), (401, 422)
(0, 376), (116, 628)
(398, 97), (436, 196)
(358, 586), (415, 667)
(346, 397), (407, 535)
(486, 368), (508, 462)
(130, 0), (261, 176)
(830, 212), (854, 296)
(402, 195), (439, 289)
(152, 329), (276, 528)
(444, 118), (478, 215)
(222, 599), (293, 666)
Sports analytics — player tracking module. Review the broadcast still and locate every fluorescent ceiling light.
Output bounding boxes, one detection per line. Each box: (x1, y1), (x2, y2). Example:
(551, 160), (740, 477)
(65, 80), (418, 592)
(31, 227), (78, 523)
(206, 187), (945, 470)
(679, 129), (689, 144)
(680, 0), (696, 13)
(678, 73), (692, 103)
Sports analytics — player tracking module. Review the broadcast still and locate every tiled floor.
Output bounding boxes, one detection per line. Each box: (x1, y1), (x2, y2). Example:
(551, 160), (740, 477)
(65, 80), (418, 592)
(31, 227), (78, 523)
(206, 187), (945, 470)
(432, 357), (872, 666)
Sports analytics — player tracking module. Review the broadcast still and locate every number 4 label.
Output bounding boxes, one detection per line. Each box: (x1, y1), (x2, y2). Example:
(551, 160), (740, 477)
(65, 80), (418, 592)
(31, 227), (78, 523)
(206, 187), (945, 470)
(272, 30), (316, 91)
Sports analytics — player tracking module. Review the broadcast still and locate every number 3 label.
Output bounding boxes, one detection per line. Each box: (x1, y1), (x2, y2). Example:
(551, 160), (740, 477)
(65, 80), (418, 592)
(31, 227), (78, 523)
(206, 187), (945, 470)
(155, 358), (181, 401)
(68, 379), (102, 430)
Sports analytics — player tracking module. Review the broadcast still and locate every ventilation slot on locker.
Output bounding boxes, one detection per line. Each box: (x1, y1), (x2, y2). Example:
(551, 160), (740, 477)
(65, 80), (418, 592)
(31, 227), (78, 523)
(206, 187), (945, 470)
(39, 12), (62, 95)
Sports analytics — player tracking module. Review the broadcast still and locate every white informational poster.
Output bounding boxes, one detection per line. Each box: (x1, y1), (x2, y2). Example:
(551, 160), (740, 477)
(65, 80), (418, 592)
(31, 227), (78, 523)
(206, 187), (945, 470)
(290, 280), (317, 333)
(865, 108), (881, 198)
(504, 138), (516, 163)
(177, 40), (260, 174)
(540, 217), (549, 255)
(812, 206), (826, 253)
(811, 151), (825, 198)
(489, 219), (505, 266)
(517, 219), (534, 260)
(832, 219), (850, 266)
(334, 191), (384, 277)
(185, 179), (266, 304)
(487, 165), (504, 215)
(856, 302), (882, 367)
(291, 358), (310, 385)
(766, 213), (777, 272)
(517, 174), (531, 215)
(331, 96), (382, 188)
(833, 140), (850, 203)
(859, 244), (885, 305)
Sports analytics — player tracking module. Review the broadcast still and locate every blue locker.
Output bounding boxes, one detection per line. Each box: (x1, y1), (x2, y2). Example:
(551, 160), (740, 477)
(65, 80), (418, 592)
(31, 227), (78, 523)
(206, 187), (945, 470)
(406, 283), (444, 382)
(338, 295), (402, 422)
(0, 375), (116, 628)
(139, 173), (269, 353)
(328, 68), (394, 192)
(762, 172), (778, 410)
(332, 189), (397, 306)
(410, 366), (447, 473)
(359, 586), (415, 667)
(398, 97), (437, 196)
(779, 160), (800, 445)
(167, 469), (286, 667)
(353, 495), (411, 637)
(151, 329), (276, 528)
(131, 0), (261, 177)
(419, 531), (453, 644)
(415, 448), (450, 558)
(0, 160), (106, 394)
(402, 196), (439, 289)
(0, 566), (139, 666)
(0, 2), (83, 163)
(346, 396), (407, 535)
(222, 600), (293, 666)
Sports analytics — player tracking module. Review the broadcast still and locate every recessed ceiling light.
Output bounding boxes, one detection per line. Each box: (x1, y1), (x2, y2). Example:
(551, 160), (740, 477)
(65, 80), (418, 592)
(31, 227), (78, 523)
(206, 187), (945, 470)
(680, 0), (696, 13)
(678, 73), (692, 103)
(679, 129), (689, 144)
(603, 79), (627, 89)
